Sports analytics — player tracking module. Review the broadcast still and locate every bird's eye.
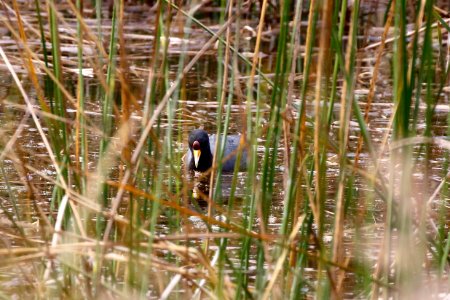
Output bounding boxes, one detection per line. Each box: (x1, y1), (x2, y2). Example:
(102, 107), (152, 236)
(193, 141), (200, 150)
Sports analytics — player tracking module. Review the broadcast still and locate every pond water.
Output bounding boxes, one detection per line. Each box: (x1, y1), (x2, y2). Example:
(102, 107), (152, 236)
(0, 1), (449, 299)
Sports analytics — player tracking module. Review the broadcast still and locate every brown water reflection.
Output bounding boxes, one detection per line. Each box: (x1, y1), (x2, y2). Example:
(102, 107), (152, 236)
(0, 1), (449, 298)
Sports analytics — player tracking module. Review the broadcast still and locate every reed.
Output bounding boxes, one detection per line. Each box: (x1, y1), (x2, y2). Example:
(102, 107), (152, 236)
(0, 0), (448, 298)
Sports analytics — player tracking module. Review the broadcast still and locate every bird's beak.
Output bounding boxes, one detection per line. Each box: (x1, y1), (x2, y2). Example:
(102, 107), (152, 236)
(193, 149), (201, 168)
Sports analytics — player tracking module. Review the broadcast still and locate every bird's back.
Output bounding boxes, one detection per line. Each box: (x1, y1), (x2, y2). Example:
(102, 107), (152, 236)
(208, 134), (247, 172)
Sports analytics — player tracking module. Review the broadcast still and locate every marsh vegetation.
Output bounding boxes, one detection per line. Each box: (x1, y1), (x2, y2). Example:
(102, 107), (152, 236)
(0, 0), (449, 298)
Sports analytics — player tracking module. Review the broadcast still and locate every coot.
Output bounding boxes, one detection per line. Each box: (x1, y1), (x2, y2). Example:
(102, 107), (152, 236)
(185, 129), (247, 172)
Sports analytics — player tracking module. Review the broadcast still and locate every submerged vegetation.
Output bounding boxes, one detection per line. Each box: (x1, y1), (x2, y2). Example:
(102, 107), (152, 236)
(0, 0), (449, 298)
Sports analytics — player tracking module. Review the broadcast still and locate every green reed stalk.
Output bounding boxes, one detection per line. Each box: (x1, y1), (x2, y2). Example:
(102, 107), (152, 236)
(72, 3), (90, 290)
(392, 1), (409, 141)
(410, 4), (427, 132)
(414, 2), (436, 295)
(115, 0), (136, 290)
(95, 0), (104, 73)
(290, 210), (313, 298)
(142, 140), (166, 292)
(208, 4), (228, 239)
(327, 0), (347, 126)
(213, 10), (234, 205)
(391, 0), (414, 297)
(278, 0), (303, 240)
(310, 0), (334, 297)
(422, 10), (450, 280)
(298, 0), (319, 214)
(255, 0), (292, 296)
(97, 1), (118, 236)
(92, 2), (118, 291)
(285, 0), (319, 296)
(273, 0), (304, 295)
(33, 0), (52, 97)
(44, 1), (78, 290)
(215, 89), (234, 297)
(47, 0), (66, 148)
(75, 0), (87, 196)
(47, 0), (71, 230)
(157, 4), (174, 274)
(330, 0), (359, 297)
(236, 0), (270, 296)
(140, 1), (163, 224)
(237, 56), (265, 298)
(215, 0), (227, 108)
(167, 1), (200, 231)
(34, 0), (49, 67)
(138, 19), (163, 288)
(438, 13), (450, 276)
(0, 162), (20, 221)
(214, 0), (232, 295)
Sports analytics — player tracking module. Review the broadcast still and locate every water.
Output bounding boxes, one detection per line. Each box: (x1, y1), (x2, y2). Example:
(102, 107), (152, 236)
(0, 1), (449, 298)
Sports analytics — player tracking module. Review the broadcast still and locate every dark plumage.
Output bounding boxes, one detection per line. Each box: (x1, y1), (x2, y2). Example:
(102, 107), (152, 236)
(185, 129), (247, 172)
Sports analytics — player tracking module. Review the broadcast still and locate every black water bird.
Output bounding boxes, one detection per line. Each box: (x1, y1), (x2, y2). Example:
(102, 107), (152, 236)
(185, 129), (247, 173)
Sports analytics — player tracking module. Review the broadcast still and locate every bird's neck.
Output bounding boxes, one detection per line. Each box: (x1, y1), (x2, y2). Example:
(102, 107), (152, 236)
(194, 146), (212, 172)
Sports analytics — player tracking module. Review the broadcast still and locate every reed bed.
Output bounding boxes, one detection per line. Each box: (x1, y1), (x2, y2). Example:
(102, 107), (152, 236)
(0, 0), (449, 298)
